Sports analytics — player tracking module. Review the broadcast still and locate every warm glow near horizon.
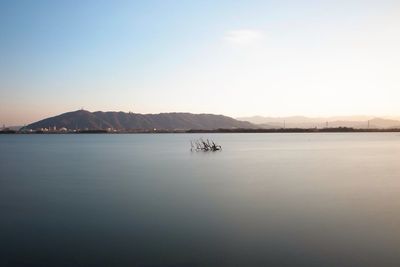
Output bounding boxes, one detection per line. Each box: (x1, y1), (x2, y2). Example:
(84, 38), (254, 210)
(1, 1), (400, 125)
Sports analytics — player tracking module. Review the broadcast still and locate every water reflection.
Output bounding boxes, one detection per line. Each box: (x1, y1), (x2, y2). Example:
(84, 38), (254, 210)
(0, 133), (399, 266)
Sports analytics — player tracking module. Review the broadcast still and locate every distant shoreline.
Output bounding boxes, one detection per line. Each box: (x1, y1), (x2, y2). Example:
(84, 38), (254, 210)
(186, 128), (400, 133)
(2, 127), (400, 134)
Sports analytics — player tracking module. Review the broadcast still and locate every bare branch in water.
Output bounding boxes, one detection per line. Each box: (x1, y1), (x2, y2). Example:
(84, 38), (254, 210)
(190, 138), (221, 152)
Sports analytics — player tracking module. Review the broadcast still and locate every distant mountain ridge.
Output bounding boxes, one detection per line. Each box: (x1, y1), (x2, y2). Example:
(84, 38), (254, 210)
(237, 116), (400, 129)
(26, 110), (256, 130)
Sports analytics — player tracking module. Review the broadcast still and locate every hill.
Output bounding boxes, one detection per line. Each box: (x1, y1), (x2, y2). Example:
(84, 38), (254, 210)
(26, 110), (256, 131)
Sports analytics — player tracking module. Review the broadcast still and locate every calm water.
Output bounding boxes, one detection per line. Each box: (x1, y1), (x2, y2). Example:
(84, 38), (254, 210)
(1, 133), (400, 267)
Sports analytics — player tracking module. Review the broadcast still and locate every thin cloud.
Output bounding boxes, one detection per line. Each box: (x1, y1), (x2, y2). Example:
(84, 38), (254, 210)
(224, 29), (265, 45)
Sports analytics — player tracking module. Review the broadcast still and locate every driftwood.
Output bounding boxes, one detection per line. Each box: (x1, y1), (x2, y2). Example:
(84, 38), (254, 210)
(191, 138), (222, 152)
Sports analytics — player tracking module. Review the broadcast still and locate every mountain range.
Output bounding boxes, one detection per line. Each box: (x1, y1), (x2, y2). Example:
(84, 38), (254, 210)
(22, 111), (400, 131)
(237, 116), (400, 129)
(26, 110), (256, 130)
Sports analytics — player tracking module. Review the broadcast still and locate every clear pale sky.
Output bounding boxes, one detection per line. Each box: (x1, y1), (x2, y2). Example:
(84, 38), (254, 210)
(1, 0), (400, 125)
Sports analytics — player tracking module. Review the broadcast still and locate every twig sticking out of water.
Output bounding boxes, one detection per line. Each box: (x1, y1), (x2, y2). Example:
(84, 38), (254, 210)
(191, 138), (222, 152)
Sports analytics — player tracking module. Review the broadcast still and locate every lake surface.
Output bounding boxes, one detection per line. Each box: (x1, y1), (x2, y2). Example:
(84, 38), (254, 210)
(1, 133), (400, 267)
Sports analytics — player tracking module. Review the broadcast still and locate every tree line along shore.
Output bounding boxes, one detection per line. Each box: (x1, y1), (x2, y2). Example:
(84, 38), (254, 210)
(1, 127), (400, 134)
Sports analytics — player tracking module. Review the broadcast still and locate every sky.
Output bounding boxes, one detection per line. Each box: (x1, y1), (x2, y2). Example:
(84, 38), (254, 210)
(1, 0), (400, 125)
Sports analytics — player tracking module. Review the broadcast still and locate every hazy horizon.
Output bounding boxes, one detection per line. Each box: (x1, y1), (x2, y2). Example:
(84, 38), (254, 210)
(4, 108), (400, 127)
(2, 0), (400, 125)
